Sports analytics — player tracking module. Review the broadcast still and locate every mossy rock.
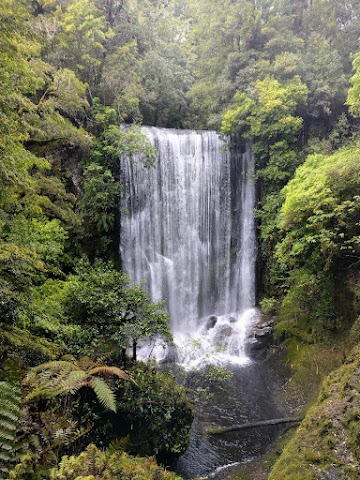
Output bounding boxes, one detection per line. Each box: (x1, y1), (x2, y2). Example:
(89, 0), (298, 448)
(268, 344), (360, 479)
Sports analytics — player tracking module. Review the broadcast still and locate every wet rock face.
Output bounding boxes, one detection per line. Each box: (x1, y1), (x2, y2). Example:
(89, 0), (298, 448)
(161, 342), (178, 364)
(206, 316), (218, 330)
(216, 325), (233, 339)
(247, 317), (275, 360)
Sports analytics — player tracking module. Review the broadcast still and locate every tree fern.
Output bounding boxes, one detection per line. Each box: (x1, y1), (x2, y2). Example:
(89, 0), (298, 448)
(24, 356), (133, 412)
(0, 381), (21, 479)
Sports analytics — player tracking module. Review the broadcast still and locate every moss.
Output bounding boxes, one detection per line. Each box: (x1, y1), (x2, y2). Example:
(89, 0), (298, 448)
(279, 340), (342, 413)
(268, 345), (360, 480)
(349, 315), (360, 346)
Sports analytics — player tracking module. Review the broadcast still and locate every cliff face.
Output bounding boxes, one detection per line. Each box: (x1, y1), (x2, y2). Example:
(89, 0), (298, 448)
(268, 345), (360, 480)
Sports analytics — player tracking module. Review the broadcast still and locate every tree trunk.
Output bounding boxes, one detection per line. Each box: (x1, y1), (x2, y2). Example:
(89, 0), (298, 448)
(208, 417), (304, 436)
(132, 339), (137, 362)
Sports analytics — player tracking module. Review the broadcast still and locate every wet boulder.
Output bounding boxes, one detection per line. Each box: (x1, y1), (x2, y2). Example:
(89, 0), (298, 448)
(206, 315), (217, 330)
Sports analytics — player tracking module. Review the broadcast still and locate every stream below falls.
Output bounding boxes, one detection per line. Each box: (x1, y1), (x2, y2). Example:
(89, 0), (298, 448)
(175, 354), (288, 479)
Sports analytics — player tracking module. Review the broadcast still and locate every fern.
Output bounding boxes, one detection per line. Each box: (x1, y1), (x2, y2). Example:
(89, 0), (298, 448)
(89, 378), (117, 412)
(88, 365), (131, 381)
(24, 356), (131, 412)
(57, 370), (88, 394)
(0, 381), (21, 479)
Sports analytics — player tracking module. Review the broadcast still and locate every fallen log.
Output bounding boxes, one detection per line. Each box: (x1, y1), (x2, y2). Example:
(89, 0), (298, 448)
(208, 416), (304, 436)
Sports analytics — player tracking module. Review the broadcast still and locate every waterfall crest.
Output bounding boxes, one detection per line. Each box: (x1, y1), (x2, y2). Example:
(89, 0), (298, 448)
(120, 127), (257, 368)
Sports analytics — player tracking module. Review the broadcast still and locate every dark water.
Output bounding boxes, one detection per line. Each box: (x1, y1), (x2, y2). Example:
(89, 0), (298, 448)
(176, 358), (288, 479)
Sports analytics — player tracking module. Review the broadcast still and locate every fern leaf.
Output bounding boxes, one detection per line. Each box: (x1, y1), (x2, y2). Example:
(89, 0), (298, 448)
(89, 378), (117, 413)
(0, 430), (15, 441)
(61, 370), (89, 390)
(25, 360), (76, 377)
(51, 370), (89, 396)
(88, 366), (132, 382)
(0, 381), (22, 477)
(0, 419), (17, 432)
(0, 451), (12, 461)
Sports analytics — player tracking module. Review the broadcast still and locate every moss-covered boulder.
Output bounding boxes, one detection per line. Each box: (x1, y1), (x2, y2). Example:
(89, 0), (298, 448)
(268, 345), (360, 479)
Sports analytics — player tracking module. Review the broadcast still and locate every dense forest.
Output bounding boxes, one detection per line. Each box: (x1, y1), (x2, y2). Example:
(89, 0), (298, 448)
(0, 0), (359, 479)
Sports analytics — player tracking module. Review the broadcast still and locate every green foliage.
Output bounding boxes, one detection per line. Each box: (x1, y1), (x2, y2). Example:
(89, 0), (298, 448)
(179, 365), (234, 405)
(277, 144), (360, 267)
(222, 76), (307, 159)
(185, 0), (359, 131)
(80, 102), (155, 258)
(274, 142), (360, 339)
(49, 443), (182, 480)
(91, 123), (156, 168)
(347, 48), (360, 117)
(79, 163), (121, 235)
(116, 363), (193, 464)
(0, 326), (60, 362)
(259, 297), (277, 317)
(56, 0), (107, 88)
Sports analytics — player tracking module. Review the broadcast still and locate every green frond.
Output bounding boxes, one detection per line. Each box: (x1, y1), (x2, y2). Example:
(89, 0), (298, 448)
(26, 360), (77, 376)
(0, 430), (15, 441)
(58, 370), (89, 394)
(0, 381), (22, 478)
(0, 439), (14, 450)
(0, 450), (12, 461)
(24, 360), (81, 400)
(0, 419), (17, 432)
(89, 378), (117, 413)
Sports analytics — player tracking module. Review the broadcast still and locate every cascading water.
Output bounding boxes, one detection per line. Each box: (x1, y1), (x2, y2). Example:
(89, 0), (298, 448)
(120, 127), (257, 369)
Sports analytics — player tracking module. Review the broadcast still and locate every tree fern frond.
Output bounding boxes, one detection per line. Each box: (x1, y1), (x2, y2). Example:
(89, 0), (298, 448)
(62, 369), (89, 387)
(89, 378), (117, 413)
(0, 419), (17, 432)
(0, 403), (21, 421)
(0, 440), (14, 450)
(88, 365), (132, 381)
(25, 386), (52, 402)
(56, 370), (89, 394)
(0, 451), (12, 460)
(0, 381), (22, 477)
(26, 360), (77, 377)
(0, 430), (15, 441)
(24, 358), (124, 412)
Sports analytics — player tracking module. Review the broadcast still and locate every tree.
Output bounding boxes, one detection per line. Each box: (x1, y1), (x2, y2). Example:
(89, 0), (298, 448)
(70, 260), (172, 359)
(222, 76), (308, 183)
(56, 0), (107, 89)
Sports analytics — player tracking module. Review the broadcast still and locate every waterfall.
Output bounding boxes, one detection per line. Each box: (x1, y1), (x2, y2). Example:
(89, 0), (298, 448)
(120, 127), (257, 369)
